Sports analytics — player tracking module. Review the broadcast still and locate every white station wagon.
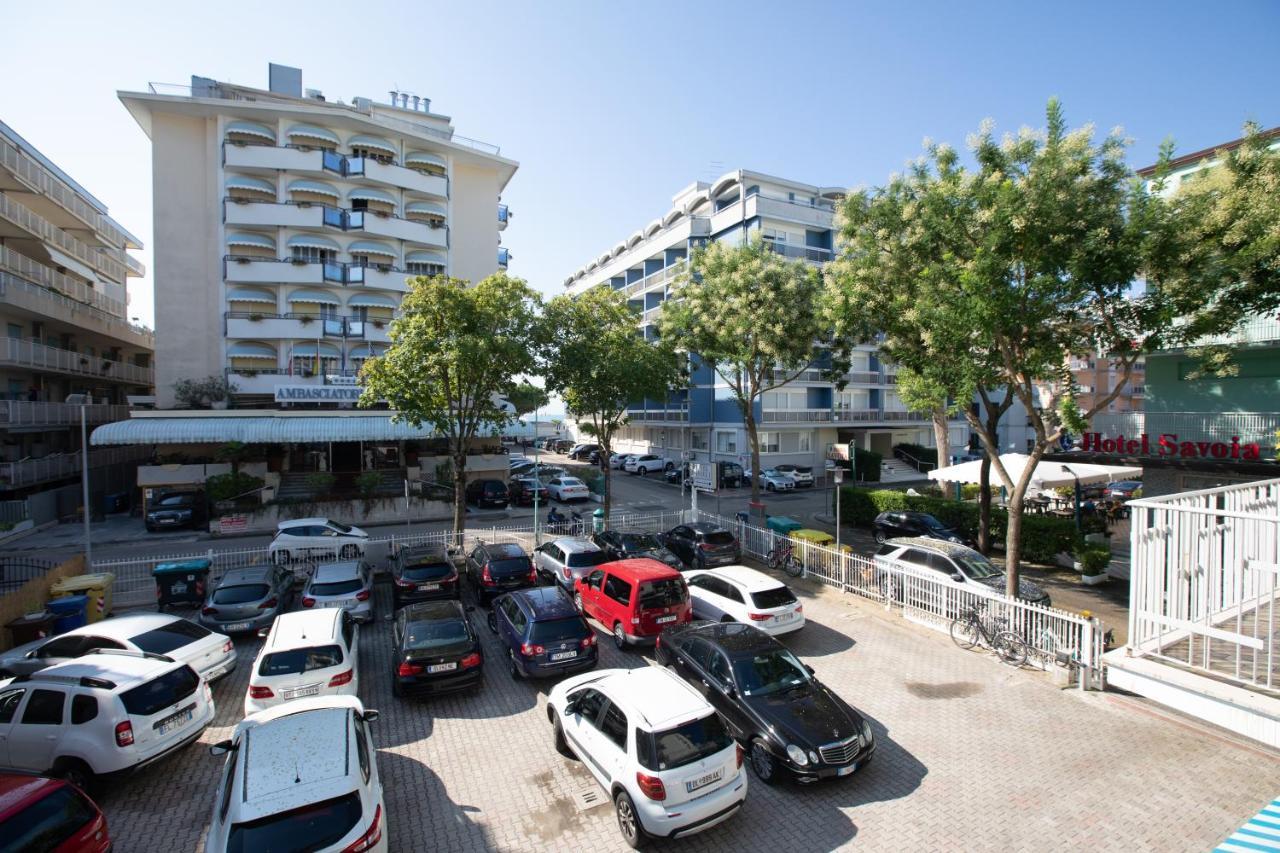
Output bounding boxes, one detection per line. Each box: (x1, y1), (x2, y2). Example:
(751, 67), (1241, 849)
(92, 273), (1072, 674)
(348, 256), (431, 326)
(245, 609), (359, 715)
(684, 565), (805, 635)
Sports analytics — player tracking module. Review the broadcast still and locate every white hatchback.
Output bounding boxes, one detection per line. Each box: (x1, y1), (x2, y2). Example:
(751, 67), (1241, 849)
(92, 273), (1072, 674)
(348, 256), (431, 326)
(245, 609), (359, 715)
(205, 695), (386, 853)
(684, 566), (805, 635)
(548, 667), (746, 848)
(269, 518), (368, 565)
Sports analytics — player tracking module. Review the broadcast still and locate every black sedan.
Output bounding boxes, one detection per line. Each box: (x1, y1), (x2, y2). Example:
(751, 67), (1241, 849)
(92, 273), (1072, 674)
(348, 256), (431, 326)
(873, 511), (970, 546)
(508, 476), (550, 507)
(656, 621), (875, 785)
(391, 599), (484, 697)
(659, 522), (739, 570)
(590, 529), (684, 571)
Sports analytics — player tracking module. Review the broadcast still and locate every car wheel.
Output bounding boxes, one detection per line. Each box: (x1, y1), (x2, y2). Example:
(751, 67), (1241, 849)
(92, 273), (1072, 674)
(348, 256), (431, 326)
(553, 718), (573, 758)
(766, 483), (775, 492)
(750, 739), (781, 785)
(54, 758), (93, 793)
(637, 467), (647, 476)
(508, 650), (523, 680)
(720, 614), (735, 623)
(274, 550), (290, 566)
(574, 592), (584, 613)
(392, 677), (404, 699)
(614, 790), (648, 849)
(613, 622), (627, 650)
(486, 612), (498, 634)
(874, 529), (887, 544)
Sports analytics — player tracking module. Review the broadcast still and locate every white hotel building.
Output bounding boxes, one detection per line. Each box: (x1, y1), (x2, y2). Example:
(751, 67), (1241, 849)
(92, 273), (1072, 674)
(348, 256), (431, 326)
(118, 63), (516, 409)
(563, 170), (966, 474)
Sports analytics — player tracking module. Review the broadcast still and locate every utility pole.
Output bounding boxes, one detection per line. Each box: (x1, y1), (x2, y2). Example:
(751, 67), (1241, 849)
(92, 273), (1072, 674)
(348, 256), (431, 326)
(80, 402), (92, 566)
(532, 405), (540, 546)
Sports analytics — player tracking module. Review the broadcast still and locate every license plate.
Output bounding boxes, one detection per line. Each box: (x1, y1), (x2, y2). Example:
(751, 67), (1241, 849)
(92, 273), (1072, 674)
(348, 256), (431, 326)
(685, 768), (723, 793)
(550, 651), (578, 661)
(284, 685), (320, 699)
(158, 708), (193, 734)
(171, 582), (187, 594)
(656, 614), (677, 624)
(837, 761), (859, 776)
(418, 583), (441, 591)
(427, 662), (457, 673)
(774, 613), (794, 622)
(323, 600), (345, 608)
(159, 518), (176, 524)
(224, 621), (251, 632)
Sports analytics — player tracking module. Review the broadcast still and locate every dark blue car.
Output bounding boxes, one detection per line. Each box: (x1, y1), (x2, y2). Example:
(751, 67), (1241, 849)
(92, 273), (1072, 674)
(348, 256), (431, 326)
(487, 586), (598, 680)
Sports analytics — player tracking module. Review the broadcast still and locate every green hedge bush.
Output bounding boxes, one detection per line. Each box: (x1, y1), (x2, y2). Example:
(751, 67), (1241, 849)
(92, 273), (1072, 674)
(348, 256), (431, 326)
(205, 472), (264, 504)
(851, 447), (881, 483)
(893, 443), (937, 471)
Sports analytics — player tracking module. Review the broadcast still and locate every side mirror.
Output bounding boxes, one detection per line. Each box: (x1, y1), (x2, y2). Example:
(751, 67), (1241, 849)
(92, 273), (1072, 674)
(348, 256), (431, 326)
(564, 701), (578, 717)
(25, 650), (37, 659)
(951, 573), (965, 583)
(723, 684), (737, 698)
(362, 709), (380, 723)
(208, 739), (235, 756)
(256, 626), (271, 639)
(804, 664), (815, 676)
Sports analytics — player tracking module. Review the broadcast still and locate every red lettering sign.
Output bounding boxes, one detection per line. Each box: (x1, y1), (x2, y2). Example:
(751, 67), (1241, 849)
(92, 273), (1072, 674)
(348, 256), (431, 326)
(1079, 432), (1263, 461)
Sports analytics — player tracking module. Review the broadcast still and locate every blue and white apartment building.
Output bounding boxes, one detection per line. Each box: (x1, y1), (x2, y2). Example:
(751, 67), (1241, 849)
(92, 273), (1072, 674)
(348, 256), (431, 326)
(563, 170), (967, 473)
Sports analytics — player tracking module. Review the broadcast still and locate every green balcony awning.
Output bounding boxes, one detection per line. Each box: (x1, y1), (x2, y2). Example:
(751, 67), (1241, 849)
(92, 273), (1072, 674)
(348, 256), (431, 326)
(291, 341), (342, 357)
(287, 289), (340, 305)
(227, 231), (276, 250)
(91, 413), (447, 445)
(347, 240), (397, 258)
(286, 234), (340, 251)
(405, 201), (447, 218)
(405, 249), (446, 264)
(347, 187), (396, 205)
(287, 179), (340, 199)
(286, 125), (340, 146)
(405, 151), (446, 169)
(349, 343), (387, 359)
(227, 342), (278, 359)
(227, 287), (277, 304)
(347, 293), (398, 308)
(348, 134), (397, 155)
(225, 175), (276, 195)
(225, 121), (276, 142)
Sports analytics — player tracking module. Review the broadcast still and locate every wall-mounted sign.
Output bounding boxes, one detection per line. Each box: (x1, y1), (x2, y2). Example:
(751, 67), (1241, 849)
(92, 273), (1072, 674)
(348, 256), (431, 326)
(217, 514), (247, 534)
(275, 385), (364, 403)
(1080, 432), (1263, 461)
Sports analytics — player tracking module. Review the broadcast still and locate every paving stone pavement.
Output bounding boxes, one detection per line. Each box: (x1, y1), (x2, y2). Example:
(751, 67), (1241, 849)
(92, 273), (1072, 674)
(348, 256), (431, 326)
(95, 575), (1279, 852)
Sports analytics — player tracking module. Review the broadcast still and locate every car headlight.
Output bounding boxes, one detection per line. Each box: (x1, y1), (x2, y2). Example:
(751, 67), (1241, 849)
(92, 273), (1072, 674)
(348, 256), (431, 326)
(861, 719), (873, 743)
(808, 749), (820, 765)
(785, 744), (809, 766)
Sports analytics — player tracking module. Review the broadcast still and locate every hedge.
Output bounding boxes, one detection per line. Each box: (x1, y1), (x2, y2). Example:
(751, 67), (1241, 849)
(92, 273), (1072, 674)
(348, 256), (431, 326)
(836, 486), (1091, 564)
(893, 443), (938, 471)
(851, 447), (882, 482)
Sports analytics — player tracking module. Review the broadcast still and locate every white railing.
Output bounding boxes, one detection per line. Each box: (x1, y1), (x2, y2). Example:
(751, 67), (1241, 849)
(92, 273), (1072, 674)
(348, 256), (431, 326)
(1183, 315), (1280, 349)
(1127, 478), (1278, 692)
(0, 401), (132, 426)
(0, 192), (127, 283)
(0, 446), (152, 488)
(0, 270), (152, 346)
(623, 263), (683, 298)
(0, 338), (154, 385)
(697, 510), (1104, 686)
(761, 408), (832, 423)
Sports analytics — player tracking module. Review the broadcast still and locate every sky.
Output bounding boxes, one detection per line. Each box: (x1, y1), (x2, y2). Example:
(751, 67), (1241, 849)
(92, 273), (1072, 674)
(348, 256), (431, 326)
(2, 0), (1276, 334)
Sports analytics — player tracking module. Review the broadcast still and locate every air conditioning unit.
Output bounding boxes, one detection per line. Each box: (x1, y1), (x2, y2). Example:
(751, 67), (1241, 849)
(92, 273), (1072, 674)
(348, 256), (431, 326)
(305, 88), (325, 101)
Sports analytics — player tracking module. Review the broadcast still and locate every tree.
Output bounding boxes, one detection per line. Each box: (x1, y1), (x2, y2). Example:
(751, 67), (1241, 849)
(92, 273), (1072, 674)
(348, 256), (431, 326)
(505, 381), (549, 418)
(660, 237), (849, 511)
(213, 441), (251, 477)
(359, 273), (541, 530)
(542, 287), (685, 519)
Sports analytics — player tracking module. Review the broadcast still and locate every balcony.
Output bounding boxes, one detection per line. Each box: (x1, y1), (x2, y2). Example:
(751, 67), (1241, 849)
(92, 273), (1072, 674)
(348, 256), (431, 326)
(498, 204), (510, 231)
(831, 408), (931, 424)
(225, 256), (346, 285)
(0, 446), (152, 490)
(226, 313), (387, 341)
(767, 368), (828, 383)
(761, 238), (834, 264)
(745, 191), (838, 229)
(844, 370), (882, 385)
(224, 198), (324, 229)
(622, 263), (682, 298)
(625, 408), (688, 423)
(223, 143), (332, 175)
(0, 400), (132, 428)
(1186, 315), (1280, 349)
(498, 248), (510, 269)
(0, 338), (153, 385)
(348, 209), (445, 246)
(358, 159), (448, 198)
(0, 191), (127, 283)
(761, 408), (832, 423)
(347, 265), (411, 292)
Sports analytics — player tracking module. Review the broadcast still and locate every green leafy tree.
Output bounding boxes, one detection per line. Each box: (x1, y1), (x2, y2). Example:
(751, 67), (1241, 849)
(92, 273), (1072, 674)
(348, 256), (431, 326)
(359, 273), (541, 530)
(660, 237), (849, 511)
(505, 381), (550, 418)
(213, 441), (251, 477)
(542, 288), (685, 519)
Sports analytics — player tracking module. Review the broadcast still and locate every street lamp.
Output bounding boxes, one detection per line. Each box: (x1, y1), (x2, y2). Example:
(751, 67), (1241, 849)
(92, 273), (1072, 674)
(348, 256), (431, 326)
(532, 405), (541, 546)
(832, 466), (844, 555)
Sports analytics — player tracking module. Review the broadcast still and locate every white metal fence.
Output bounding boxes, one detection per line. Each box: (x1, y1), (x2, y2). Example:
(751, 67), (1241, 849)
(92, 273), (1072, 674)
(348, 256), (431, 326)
(1127, 478), (1278, 692)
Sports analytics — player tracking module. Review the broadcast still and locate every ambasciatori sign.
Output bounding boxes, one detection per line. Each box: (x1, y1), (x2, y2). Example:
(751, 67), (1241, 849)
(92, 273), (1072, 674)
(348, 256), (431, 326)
(274, 385), (364, 403)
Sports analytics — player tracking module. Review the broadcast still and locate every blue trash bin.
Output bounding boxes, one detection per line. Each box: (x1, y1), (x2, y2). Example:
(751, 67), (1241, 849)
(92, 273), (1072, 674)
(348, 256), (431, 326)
(47, 594), (89, 633)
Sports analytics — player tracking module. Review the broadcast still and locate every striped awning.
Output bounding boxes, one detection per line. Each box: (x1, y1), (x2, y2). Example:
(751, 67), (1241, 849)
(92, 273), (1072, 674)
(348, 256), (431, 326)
(287, 125), (340, 146)
(347, 187), (396, 205)
(347, 240), (396, 258)
(91, 413), (448, 445)
(348, 134), (396, 155)
(349, 343), (387, 359)
(405, 201), (446, 218)
(225, 175), (275, 195)
(226, 342), (278, 359)
(287, 289), (340, 305)
(286, 234), (340, 251)
(347, 293), (398, 308)
(225, 121), (276, 142)
(405, 151), (446, 169)
(405, 249), (446, 264)
(291, 341), (342, 357)
(287, 179), (340, 199)
(227, 232), (276, 250)
(227, 287), (277, 304)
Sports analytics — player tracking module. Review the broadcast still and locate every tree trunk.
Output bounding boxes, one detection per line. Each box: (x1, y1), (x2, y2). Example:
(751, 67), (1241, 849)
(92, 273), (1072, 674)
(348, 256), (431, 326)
(1004, 492), (1024, 597)
(978, 455), (992, 554)
(452, 450), (467, 533)
(931, 406), (950, 472)
(744, 410), (762, 518)
(601, 441), (613, 521)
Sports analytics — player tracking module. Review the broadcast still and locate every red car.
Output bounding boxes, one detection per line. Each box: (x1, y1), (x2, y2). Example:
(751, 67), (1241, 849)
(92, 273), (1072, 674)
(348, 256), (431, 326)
(573, 558), (691, 649)
(0, 773), (109, 852)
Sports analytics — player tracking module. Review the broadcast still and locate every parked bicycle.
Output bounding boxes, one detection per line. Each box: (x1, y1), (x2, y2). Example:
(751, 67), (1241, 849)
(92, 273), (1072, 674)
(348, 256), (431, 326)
(767, 538), (804, 578)
(950, 600), (1028, 666)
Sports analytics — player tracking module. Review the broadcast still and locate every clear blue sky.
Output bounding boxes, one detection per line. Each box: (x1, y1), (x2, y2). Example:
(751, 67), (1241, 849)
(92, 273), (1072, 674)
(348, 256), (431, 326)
(2, 0), (1276, 333)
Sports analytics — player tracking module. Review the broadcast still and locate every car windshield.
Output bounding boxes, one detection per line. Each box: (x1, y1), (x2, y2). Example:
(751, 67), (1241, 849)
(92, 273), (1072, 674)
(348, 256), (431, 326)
(703, 531), (735, 546)
(731, 648), (811, 697)
(649, 713), (734, 771)
(212, 584), (269, 605)
(0, 785), (96, 852)
(528, 616), (588, 644)
(121, 665), (199, 716)
(128, 619), (211, 655)
(490, 557), (532, 576)
(327, 521), (354, 534)
(639, 578), (686, 609)
(751, 586), (798, 609)
(920, 516), (947, 530)
(955, 553), (1002, 580)
(156, 494), (193, 507)
(402, 561), (453, 581)
(310, 578), (362, 597)
(566, 551), (609, 569)
(561, 478), (584, 487)
(227, 792), (362, 853)
(620, 534), (660, 551)
(258, 645), (343, 675)
(404, 618), (469, 650)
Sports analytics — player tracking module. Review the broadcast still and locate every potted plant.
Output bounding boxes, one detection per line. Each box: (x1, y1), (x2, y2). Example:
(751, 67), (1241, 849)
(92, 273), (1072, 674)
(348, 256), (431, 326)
(372, 319), (385, 329)
(234, 256), (251, 264)
(299, 315), (314, 326)
(248, 313), (263, 322)
(1076, 547), (1111, 585)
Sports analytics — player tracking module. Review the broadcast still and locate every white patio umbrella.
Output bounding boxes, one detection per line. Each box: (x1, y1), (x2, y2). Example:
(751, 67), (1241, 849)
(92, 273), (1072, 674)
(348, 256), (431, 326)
(928, 453), (1142, 489)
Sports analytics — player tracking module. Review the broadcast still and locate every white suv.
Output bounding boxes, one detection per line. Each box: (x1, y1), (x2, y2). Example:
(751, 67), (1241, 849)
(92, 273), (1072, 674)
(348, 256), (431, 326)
(0, 649), (216, 789)
(625, 454), (670, 475)
(245, 609), (359, 715)
(205, 695), (386, 853)
(301, 561), (375, 624)
(269, 518), (369, 565)
(547, 667), (746, 848)
(685, 566), (805, 635)
(533, 537), (609, 590)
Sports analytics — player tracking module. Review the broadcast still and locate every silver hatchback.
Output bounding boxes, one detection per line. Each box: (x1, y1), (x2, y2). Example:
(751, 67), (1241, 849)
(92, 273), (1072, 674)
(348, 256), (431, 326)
(199, 564), (295, 635)
(302, 561), (375, 623)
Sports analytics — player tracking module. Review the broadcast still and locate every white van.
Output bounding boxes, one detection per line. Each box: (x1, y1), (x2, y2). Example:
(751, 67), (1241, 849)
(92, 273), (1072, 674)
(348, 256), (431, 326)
(245, 609), (359, 715)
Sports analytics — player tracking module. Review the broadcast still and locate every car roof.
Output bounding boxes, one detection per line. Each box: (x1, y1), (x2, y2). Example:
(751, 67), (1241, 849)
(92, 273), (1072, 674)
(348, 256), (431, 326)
(65, 612), (184, 642)
(268, 609), (342, 649)
(486, 542), (527, 558)
(217, 565), (275, 585)
(551, 537), (599, 554)
(278, 517), (333, 529)
(511, 586), (577, 618)
(32, 652), (184, 691)
(237, 705), (356, 821)
(885, 536), (979, 558)
(684, 621), (780, 657)
(700, 565), (783, 592)
(593, 667), (710, 730)
(400, 599), (465, 622)
(686, 522), (727, 534)
(601, 557), (681, 581)
(0, 773), (69, 821)
(312, 560), (363, 581)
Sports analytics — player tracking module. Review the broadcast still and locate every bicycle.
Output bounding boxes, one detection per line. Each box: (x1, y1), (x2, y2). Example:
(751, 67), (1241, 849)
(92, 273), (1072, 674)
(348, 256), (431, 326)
(949, 601), (1028, 666)
(767, 539), (804, 578)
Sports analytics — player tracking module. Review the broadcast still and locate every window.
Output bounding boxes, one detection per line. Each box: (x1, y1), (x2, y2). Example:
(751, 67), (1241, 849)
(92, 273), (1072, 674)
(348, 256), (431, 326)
(603, 575), (632, 606)
(927, 553), (960, 576)
(681, 636), (713, 670)
(798, 432), (811, 452)
(122, 667), (199, 717)
(406, 262), (445, 276)
(259, 646), (343, 676)
(353, 715), (372, 783)
(647, 714), (733, 771)
(0, 785), (97, 852)
(720, 583), (744, 605)
(218, 745), (239, 822)
(21, 689), (64, 725)
(341, 614), (355, 651)
(715, 432), (737, 454)
(599, 703), (628, 749)
(128, 619), (211, 655)
(751, 586), (798, 609)
(571, 688), (605, 725)
(0, 688), (24, 723)
(708, 652), (732, 685)
(291, 246), (335, 264)
(691, 432), (708, 451)
(510, 607), (528, 634)
(758, 432), (780, 453)
(36, 636), (86, 658)
(227, 792), (362, 853)
(71, 694), (98, 725)
(212, 584), (270, 605)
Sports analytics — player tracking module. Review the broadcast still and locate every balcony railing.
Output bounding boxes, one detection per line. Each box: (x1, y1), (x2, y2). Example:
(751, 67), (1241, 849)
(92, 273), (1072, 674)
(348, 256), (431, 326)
(0, 192), (127, 283)
(0, 338), (154, 385)
(622, 263), (683, 298)
(0, 400), (132, 427)
(0, 445), (152, 490)
(761, 239), (833, 263)
(0, 269), (153, 348)
(1, 245), (127, 317)
(1182, 315), (1280, 349)
(761, 408), (832, 423)
(767, 368), (827, 383)
(831, 408), (933, 423)
(625, 408), (688, 422)
(498, 204), (510, 224)
(498, 248), (510, 268)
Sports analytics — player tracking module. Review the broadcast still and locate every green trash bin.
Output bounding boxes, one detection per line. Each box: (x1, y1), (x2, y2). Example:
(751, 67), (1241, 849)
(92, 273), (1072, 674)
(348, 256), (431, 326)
(592, 508), (605, 534)
(765, 516), (803, 535)
(153, 559), (212, 611)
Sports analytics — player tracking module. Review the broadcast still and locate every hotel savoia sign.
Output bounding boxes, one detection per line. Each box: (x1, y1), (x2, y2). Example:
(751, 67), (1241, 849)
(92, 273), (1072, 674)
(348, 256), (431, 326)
(1080, 432), (1263, 461)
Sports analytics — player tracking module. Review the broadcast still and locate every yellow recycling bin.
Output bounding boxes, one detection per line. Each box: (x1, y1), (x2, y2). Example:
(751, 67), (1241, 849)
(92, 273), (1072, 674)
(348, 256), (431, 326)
(49, 572), (116, 623)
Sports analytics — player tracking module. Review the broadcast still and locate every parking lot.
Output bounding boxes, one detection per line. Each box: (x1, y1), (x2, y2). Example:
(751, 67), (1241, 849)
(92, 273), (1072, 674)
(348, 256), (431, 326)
(92, 562), (1278, 852)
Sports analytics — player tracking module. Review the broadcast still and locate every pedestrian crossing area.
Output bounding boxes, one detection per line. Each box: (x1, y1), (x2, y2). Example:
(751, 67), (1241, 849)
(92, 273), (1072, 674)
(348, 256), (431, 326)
(1217, 798), (1280, 852)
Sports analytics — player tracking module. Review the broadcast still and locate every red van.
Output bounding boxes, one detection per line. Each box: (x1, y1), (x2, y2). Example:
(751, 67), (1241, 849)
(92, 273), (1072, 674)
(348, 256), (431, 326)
(573, 558), (691, 649)
(0, 773), (110, 853)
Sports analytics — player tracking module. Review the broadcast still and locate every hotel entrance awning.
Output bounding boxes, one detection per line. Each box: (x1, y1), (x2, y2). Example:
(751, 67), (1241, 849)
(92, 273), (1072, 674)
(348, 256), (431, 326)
(91, 412), (441, 445)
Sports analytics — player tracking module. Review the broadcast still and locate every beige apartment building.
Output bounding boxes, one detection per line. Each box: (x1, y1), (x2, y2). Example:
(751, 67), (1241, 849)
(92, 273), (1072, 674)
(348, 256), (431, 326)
(1066, 352), (1145, 413)
(0, 120), (152, 507)
(119, 63), (517, 409)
